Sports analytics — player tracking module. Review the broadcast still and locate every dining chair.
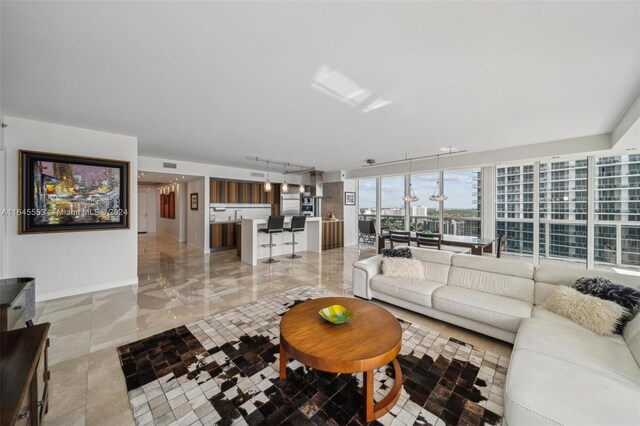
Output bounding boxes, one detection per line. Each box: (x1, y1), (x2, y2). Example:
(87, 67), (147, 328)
(358, 220), (377, 245)
(389, 230), (411, 249)
(416, 232), (442, 250)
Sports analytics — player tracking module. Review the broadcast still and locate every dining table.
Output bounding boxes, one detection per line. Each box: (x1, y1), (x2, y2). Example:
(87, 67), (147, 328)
(377, 232), (496, 255)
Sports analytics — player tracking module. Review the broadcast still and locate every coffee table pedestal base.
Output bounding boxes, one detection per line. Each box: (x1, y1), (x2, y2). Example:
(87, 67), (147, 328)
(279, 344), (403, 423)
(364, 358), (403, 422)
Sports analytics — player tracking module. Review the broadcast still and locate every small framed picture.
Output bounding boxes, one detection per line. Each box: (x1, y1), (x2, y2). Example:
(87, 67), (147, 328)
(344, 191), (356, 205)
(190, 193), (199, 210)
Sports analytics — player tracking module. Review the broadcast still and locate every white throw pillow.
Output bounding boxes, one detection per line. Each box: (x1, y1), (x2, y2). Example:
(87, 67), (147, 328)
(382, 258), (425, 281)
(543, 286), (628, 335)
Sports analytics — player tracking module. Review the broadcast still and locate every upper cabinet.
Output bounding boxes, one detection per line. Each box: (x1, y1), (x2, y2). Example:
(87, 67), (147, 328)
(210, 179), (281, 214)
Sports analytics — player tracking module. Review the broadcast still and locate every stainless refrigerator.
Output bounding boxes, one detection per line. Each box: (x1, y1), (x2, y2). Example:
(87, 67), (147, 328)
(280, 193), (301, 217)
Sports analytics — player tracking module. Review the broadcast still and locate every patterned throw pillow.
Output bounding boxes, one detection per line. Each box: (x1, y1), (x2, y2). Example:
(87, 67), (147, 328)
(544, 286), (628, 335)
(573, 277), (640, 333)
(381, 247), (412, 259)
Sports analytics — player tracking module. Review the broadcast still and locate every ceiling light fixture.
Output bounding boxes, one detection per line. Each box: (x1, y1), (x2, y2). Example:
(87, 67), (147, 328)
(298, 183), (305, 193)
(281, 163), (290, 193)
(264, 160), (272, 192)
(402, 155), (419, 203)
(430, 148), (449, 202)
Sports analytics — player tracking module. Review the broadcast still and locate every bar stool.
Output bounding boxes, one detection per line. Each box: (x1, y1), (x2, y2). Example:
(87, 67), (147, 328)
(259, 216), (285, 263)
(284, 216), (306, 259)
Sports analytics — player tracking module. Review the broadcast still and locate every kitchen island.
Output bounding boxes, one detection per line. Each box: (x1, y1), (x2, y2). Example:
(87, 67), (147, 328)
(240, 217), (322, 266)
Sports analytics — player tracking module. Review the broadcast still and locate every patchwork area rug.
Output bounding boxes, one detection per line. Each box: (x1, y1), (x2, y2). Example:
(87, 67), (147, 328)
(117, 286), (509, 426)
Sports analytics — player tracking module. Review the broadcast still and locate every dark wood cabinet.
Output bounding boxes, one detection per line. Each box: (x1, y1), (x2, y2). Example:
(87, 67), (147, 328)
(0, 323), (51, 426)
(210, 223), (237, 250)
(210, 179), (281, 215)
(322, 221), (344, 250)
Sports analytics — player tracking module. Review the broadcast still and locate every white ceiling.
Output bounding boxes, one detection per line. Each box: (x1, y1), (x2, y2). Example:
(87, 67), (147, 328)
(2, 1), (639, 172)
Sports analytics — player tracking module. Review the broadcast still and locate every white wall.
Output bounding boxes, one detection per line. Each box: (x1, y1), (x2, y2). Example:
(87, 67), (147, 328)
(156, 182), (187, 242)
(138, 156), (304, 185)
(186, 178), (205, 249)
(343, 179), (357, 246)
(179, 182), (187, 242)
(4, 117), (138, 301)
(137, 184), (157, 233)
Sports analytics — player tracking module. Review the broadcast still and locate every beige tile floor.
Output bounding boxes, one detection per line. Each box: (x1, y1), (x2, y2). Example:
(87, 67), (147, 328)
(36, 233), (512, 425)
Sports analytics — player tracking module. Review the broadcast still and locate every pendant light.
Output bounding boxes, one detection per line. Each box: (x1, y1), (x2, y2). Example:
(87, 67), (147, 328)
(281, 163), (289, 193)
(298, 183), (305, 193)
(402, 155), (419, 203)
(264, 160), (272, 192)
(429, 154), (447, 202)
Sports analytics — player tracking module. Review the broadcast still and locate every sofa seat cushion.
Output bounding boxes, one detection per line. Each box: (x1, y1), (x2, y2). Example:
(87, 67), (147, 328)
(370, 275), (445, 308)
(505, 318), (640, 425)
(432, 286), (532, 333)
(514, 318), (640, 384)
(532, 306), (627, 346)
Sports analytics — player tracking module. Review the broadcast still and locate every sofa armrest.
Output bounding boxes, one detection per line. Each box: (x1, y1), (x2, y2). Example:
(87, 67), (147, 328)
(352, 255), (383, 300)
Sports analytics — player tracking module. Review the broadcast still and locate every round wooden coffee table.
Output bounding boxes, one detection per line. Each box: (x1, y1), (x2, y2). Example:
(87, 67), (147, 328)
(279, 297), (402, 422)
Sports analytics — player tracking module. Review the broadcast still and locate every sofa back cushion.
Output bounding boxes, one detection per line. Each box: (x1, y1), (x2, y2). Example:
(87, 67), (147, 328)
(624, 314), (640, 367)
(448, 254), (535, 303)
(409, 248), (454, 284)
(533, 263), (640, 306)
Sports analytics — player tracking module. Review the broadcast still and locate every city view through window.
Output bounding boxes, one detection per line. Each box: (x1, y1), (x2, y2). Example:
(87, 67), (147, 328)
(358, 155), (639, 270)
(358, 170), (482, 237)
(496, 155), (639, 268)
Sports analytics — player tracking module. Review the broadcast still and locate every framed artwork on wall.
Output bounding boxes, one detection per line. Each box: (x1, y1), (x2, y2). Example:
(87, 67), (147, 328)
(160, 194), (166, 218)
(168, 192), (175, 219)
(344, 191), (356, 206)
(191, 193), (198, 210)
(18, 150), (129, 234)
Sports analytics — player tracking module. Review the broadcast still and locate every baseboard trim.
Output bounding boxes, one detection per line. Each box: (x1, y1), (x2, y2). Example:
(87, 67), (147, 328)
(36, 276), (139, 302)
(186, 241), (204, 251)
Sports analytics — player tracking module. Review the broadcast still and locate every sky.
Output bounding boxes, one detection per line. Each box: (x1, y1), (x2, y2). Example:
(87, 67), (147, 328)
(358, 171), (479, 210)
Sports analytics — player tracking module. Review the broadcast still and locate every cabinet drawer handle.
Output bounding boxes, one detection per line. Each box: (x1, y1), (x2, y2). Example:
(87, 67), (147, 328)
(12, 305), (23, 310)
(17, 411), (30, 420)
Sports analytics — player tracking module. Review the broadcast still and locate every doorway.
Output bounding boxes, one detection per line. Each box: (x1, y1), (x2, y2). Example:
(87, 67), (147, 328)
(138, 191), (148, 233)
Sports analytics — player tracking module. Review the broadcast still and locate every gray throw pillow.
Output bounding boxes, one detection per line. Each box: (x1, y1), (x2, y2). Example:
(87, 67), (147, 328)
(382, 247), (412, 259)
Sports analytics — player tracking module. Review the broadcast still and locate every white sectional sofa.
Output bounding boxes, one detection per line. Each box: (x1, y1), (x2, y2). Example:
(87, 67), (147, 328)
(352, 247), (640, 425)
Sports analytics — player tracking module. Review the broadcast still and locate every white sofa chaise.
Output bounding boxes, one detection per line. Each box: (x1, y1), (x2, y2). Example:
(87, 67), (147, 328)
(352, 247), (640, 425)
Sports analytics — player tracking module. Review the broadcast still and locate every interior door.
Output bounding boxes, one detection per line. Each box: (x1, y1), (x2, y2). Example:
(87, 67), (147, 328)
(138, 191), (148, 233)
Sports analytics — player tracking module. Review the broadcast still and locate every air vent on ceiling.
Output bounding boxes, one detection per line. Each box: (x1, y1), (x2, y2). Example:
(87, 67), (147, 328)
(251, 172), (265, 178)
(163, 162), (177, 169)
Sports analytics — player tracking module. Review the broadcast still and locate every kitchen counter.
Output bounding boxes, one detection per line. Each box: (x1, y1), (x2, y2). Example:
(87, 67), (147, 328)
(240, 217), (322, 266)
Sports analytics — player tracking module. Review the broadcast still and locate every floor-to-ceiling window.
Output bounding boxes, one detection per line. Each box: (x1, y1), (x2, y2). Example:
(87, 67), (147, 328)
(495, 156), (639, 271)
(496, 164), (534, 255)
(380, 176), (405, 231)
(443, 169), (481, 237)
(357, 178), (376, 222)
(408, 173), (440, 233)
(595, 154), (640, 268)
(539, 159), (588, 264)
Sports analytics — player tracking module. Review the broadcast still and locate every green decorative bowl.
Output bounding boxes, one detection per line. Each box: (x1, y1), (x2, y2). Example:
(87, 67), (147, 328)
(318, 305), (355, 325)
